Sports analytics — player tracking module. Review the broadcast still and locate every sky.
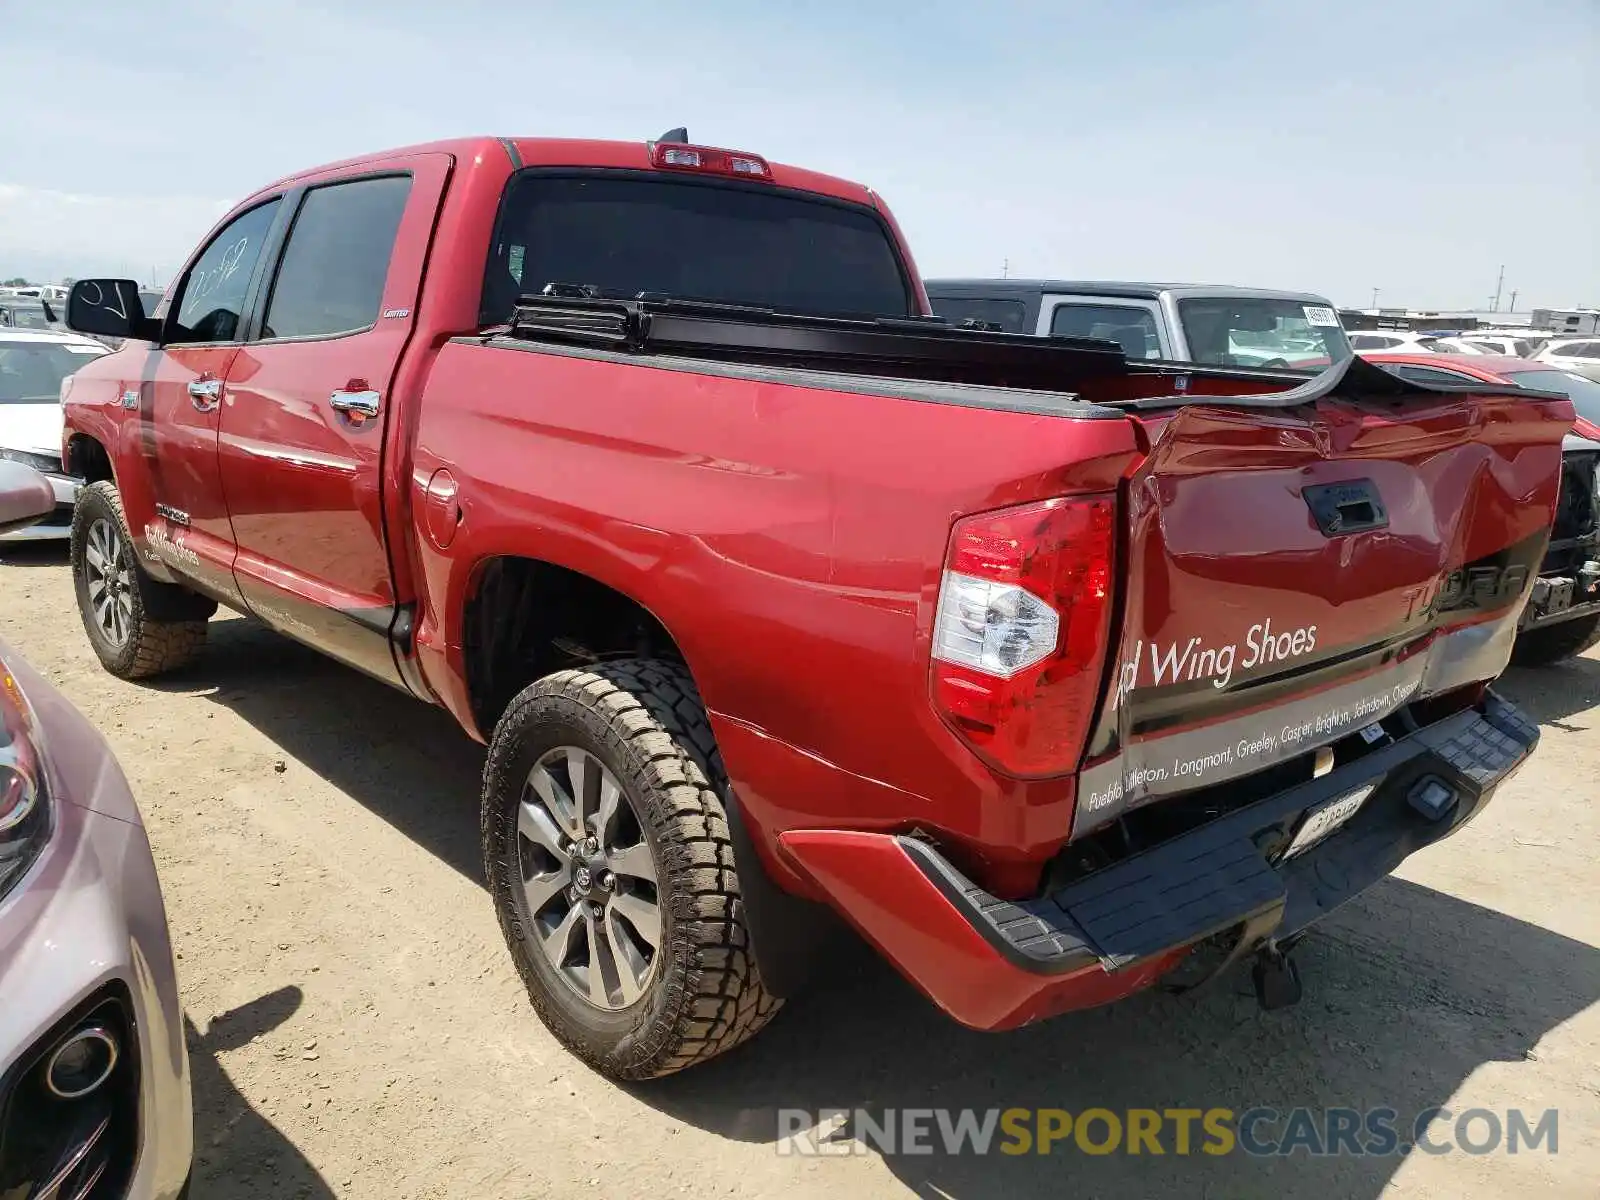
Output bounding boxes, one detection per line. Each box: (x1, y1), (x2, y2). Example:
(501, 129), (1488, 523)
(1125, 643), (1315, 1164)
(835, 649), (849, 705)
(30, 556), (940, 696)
(1, 0), (1594, 310)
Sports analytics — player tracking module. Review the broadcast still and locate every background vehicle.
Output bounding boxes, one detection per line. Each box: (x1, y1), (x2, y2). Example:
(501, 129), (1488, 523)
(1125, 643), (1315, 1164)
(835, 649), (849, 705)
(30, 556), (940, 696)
(1349, 330), (1468, 354)
(0, 298), (63, 331)
(1533, 337), (1600, 382)
(60, 135), (1563, 1082)
(0, 328), (110, 540)
(1462, 333), (1542, 357)
(924, 279), (1351, 369)
(1367, 352), (1600, 665)
(0, 461), (193, 1200)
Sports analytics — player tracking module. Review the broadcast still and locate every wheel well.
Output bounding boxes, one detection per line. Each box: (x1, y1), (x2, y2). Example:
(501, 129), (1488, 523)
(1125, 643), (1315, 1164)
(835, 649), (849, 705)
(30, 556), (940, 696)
(463, 557), (689, 734)
(66, 435), (114, 484)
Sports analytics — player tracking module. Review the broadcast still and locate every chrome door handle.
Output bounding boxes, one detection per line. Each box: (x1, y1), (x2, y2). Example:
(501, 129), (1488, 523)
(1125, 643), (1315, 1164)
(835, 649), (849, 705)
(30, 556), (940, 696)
(329, 389), (381, 418)
(187, 378), (222, 411)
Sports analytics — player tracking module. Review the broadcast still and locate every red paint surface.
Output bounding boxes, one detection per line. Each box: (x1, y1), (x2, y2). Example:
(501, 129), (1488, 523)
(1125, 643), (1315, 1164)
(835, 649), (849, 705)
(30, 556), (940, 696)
(779, 829), (1186, 1030)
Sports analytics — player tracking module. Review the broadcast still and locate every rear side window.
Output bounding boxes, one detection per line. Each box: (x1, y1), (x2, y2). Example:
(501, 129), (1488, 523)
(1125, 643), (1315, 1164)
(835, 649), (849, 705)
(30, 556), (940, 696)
(262, 176), (412, 340)
(483, 173), (912, 324)
(1049, 304), (1161, 358)
(169, 200), (282, 345)
(926, 296), (1027, 333)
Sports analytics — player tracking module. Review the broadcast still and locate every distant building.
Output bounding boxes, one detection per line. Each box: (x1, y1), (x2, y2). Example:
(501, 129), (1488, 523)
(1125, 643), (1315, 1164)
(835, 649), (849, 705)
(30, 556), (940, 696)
(1530, 307), (1600, 336)
(1337, 308), (1532, 332)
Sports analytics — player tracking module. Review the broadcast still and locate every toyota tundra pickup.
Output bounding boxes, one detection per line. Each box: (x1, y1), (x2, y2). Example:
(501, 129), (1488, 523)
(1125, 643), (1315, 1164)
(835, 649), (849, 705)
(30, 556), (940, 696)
(59, 133), (1569, 1082)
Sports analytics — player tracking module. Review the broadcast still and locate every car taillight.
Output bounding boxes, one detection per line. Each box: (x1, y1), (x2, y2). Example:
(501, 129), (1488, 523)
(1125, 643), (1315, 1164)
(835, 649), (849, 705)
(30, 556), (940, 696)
(650, 141), (772, 181)
(931, 495), (1116, 777)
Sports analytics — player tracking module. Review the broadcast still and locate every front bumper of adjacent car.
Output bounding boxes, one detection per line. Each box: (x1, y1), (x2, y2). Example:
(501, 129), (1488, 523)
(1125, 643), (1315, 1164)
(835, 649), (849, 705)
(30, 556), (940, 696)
(0, 448), (79, 542)
(0, 654), (193, 1199)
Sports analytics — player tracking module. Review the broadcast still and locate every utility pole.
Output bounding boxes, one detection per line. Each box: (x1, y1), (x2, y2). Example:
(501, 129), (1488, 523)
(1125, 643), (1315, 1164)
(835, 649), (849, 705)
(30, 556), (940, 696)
(1370, 287), (1380, 309)
(1508, 289), (1518, 312)
(1002, 258), (1009, 279)
(1491, 264), (1505, 313)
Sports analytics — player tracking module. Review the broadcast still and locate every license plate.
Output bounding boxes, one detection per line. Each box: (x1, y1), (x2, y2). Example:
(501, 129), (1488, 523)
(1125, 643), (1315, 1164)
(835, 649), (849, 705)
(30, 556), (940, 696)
(1285, 783), (1376, 859)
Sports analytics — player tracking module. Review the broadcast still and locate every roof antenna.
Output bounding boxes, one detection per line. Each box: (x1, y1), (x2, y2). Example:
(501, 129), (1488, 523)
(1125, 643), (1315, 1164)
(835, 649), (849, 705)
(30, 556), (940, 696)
(657, 127), (688, 144)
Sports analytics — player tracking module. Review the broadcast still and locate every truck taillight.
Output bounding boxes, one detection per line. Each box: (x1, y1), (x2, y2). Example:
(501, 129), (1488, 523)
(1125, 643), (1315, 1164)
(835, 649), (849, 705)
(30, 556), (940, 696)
(650, 142), (772, 181)
(931, 495), (1116, 777)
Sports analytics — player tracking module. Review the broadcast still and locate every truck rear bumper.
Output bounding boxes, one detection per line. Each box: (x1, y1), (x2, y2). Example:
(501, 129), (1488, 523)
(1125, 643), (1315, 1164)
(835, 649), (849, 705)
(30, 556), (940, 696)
(779, 692), (1538, 1032)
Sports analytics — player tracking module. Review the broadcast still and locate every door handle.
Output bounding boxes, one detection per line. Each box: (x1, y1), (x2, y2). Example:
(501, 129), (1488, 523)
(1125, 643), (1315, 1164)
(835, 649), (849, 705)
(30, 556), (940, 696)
(187, 378), (222, 412)
(329, 389), (381, 419)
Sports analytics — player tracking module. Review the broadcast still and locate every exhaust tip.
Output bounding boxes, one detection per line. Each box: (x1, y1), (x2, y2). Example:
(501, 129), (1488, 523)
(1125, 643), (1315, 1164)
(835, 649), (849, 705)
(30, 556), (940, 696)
(44, 1025), (120, 1099)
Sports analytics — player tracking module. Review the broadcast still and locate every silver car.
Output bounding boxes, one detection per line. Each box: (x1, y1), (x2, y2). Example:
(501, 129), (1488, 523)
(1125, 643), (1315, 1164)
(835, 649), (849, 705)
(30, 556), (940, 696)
(0, 461), (192, 1198)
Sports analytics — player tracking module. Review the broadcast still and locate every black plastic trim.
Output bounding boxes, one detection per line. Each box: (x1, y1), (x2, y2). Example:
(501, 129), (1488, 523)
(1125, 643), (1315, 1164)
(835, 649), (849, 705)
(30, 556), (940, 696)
(463, 334), (1129, 420)
(508, 293), (1126, 392)
(903, 693), (1537, 976)
(724, 794), (847, 999)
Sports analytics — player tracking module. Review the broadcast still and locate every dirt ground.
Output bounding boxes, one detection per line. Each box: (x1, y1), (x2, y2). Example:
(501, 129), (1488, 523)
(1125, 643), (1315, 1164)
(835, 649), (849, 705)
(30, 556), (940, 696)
(2, 542), (1596, 1199)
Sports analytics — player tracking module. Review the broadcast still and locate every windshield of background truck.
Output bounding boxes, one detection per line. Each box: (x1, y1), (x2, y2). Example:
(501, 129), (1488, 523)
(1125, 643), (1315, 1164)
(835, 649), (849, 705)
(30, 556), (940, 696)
(482, 174), (913, 324)
(1177, 296), (1352, 368)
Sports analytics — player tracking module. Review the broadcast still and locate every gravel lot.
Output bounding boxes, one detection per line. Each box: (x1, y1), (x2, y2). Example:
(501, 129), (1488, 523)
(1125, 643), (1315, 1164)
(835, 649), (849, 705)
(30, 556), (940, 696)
(3, 543), (1597, 1199)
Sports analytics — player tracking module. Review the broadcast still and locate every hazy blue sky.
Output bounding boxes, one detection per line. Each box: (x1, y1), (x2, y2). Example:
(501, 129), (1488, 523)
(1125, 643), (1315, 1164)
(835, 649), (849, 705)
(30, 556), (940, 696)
(2, 0), (1594, 309)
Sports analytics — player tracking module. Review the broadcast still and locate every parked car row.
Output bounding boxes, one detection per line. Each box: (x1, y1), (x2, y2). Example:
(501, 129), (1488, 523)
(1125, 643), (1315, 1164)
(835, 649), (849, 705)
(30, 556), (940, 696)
(1347, 328), (1600, 381)
(0, 129), (1586, 1198)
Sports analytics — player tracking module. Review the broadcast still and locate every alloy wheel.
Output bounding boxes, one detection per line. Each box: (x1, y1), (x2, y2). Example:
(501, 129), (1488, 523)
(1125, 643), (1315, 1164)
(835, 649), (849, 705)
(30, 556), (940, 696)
(515, 746), (662, 1010)
(83, 518), (134, 648)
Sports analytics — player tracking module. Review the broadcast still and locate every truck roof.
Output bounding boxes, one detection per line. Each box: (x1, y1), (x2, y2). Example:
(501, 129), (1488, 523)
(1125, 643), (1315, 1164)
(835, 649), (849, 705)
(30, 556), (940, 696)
(925, 278), (1334, 304)
(245, 136), (879, 210)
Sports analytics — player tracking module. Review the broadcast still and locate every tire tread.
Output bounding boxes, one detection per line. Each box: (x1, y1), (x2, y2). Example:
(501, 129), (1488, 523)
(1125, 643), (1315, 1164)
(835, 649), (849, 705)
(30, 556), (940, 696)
(482, 658), (780, 1080)
(70, 482), (207, 678)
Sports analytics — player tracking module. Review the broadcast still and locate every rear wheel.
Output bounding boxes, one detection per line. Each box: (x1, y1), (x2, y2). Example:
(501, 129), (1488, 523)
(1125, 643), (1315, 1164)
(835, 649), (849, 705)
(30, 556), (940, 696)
(481, 659), (780, 1079)
(70, 482), (208, 679)
(1511, 613), (1600, 667)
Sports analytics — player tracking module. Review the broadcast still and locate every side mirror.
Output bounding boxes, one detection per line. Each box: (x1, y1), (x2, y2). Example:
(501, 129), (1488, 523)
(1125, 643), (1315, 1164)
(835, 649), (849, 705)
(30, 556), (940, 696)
(0, 461), (56, 537)
(66, 279), (161, 342)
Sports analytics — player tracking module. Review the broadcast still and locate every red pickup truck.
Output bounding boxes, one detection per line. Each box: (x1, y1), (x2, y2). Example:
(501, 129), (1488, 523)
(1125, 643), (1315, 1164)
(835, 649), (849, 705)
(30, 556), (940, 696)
(60, 134), (1568, 1081)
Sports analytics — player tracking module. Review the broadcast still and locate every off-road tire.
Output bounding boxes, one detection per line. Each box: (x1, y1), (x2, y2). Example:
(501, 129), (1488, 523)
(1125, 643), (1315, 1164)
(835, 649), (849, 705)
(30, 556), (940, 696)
(70, 482), (207, 679)
(1511, 613), (1600, 667)
(482, 659), (781, 1080)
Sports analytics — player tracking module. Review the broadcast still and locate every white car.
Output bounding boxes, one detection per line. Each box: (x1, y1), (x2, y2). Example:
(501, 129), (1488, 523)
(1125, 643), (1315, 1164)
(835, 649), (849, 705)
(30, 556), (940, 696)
(1348, 331), (1505, 356)
(1532, 337), (1600, 383)
(1347, 330), (1449, 354)
(1460, 333), (1544, 357)
(0, 328), (110, 541)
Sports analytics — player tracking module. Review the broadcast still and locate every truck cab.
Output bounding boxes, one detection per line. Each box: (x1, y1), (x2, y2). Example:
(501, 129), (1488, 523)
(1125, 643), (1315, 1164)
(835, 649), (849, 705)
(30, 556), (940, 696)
(924, 278), (1352, 371)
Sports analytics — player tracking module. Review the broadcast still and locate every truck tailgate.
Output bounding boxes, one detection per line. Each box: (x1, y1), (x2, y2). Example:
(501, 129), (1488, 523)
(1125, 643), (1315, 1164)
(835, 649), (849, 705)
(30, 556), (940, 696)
(1074, 370), (1572, 836)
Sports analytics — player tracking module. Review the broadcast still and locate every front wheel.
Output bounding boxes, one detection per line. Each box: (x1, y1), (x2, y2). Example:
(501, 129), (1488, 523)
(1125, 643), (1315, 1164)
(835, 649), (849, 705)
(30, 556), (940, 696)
(1511, 613), (1600, 667)
(70, 482), (208, 679)
(481, 659), (780, 1080)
